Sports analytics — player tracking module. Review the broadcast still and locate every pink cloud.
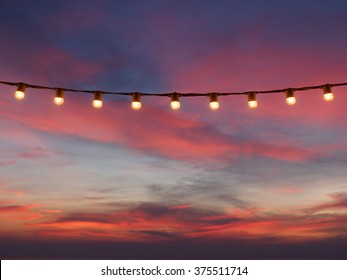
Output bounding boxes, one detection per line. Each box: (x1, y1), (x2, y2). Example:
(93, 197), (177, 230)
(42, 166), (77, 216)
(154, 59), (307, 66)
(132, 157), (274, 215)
(0, 160), (16, 166)
(0, 193), (345, 241)
(0, 95), (329, 163)
(310, 193), (347, 212)
(5, 202), (342, 242)
(17, 147), (51, 160)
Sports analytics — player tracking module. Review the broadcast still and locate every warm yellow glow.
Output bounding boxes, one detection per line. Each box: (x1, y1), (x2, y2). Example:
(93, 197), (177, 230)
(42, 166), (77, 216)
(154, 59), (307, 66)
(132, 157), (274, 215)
(170, 100), (180, 110)
(324, 92), (334, 101)
(209, 101), (219, 110)
(92, 100), (103, 109)
(286, 96), (296, 105)
(248, 100), (257, 108)
(54, 96), (64, 106)
(131, 101), (141, 110)
(15, 90), (25, 100)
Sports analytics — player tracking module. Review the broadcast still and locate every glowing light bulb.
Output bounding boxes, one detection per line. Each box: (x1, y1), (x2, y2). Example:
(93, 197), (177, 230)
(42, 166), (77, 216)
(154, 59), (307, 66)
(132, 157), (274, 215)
(170, 93), (180, 110)
(209, 93), (219, 110)
(323, 93), (334, 101)
(92, 100), (102, 108)
(54, 89), (64, 106)
(171, 101), (180, 110)
(93, 92), (103, 109)
(247, 92), (257, 109)
(131, 93), (142, 110)
(286, 96), (296, 105)
(54, 97), (64, 106)
(322, 85), (334, 101)
(285, 89), (296, 105)
(15, 83), (26, 100)
(15, 91), (25, 100)
(131, 101), (141, 110)
(209, 101), (219, 110)
(248, 100), (257, 108)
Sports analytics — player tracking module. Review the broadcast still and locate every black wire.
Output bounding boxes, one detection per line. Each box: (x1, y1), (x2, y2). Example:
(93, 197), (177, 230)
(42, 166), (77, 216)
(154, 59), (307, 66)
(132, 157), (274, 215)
(0, 80), (346, 97)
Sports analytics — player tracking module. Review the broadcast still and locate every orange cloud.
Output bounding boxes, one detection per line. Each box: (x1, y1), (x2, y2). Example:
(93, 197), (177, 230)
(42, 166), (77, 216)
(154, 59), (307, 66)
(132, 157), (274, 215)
(0, 205), (30, 213)
(1, 201), (342, 242)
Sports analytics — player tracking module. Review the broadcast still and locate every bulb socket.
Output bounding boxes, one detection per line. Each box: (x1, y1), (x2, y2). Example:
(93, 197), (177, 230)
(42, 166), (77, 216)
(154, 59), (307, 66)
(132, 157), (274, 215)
(285, 88), (295, 99)
(209, 93), (218, 103)
(132, 93), (141, 103)
(248, 92), (257, 102)
(93, 91), (103, 101)
(17, 83), (27, 93)
(322, 84), (332, 95)
(55, 89), (64, 99)
(171, 92), (180, 102)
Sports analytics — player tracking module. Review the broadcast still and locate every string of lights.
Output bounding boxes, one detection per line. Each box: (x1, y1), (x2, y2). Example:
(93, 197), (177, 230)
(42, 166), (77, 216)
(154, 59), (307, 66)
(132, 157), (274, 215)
(1, 80), (346, 110)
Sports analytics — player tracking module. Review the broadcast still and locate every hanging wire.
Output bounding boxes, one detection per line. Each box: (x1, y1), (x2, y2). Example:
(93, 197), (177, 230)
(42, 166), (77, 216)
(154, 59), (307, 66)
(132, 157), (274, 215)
(1, 80), (346, 97)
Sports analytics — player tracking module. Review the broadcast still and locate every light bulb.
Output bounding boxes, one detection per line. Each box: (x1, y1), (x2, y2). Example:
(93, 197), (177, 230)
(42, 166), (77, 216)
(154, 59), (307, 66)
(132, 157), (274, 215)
(247, 92), (257, 109)
(209, 101), (219, 110)
(54, 89), (64, 106)
(93, 92), (103, 109)
(285, 89), (296, 105)
(286, 96), (296, 105)
(170, 101), (180, 110)
(322, 85), (334, 101)
(54, 97), (64, 106)
(93, 100), (103, 108)
(131, 93), (142, 110)
(248, 100), (257, 108)
(324, 93), (334, 101)
(209, 93), (219, 110)
(131, 101), (141, 110)
(15, 91), (25, 100)
(15, 83), (26, 100)
(170, 93), (180, 110)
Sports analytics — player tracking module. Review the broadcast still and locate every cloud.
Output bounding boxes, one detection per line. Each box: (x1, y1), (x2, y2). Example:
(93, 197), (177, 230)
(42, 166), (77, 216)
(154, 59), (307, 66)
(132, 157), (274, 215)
(309, 192), (347, 212)
(0, 205), (29, 213)
(42, 209), (62, 214)
(0, 160), (16, 166)
(168, 204), (191, 210)
(130, 230), (183, 240)
(12, 201), (346, 242)
(0, 203), (42, 222)
(1, 2), (345, 168)
(54, 213), (111, 224)
(17, 147), (51, 160)
(0, 189), (26, 196)
(0, 95), (332, 166)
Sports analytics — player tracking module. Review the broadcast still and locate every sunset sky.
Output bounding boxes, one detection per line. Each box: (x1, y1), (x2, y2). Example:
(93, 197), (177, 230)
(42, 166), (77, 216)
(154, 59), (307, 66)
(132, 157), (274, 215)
(0, 0), (347, 259)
